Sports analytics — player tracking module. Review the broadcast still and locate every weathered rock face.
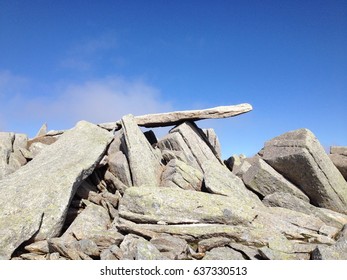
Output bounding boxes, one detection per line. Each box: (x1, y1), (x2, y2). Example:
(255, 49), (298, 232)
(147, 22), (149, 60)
(121, 115), (163, 187)
(0, 121), (113, 259)
(261, 129), (347, 214)
(118, 186), (258, 226)
(0, 132), (28, 179)
(1, 104), (347, 260)
(242, 157), (309, 201)
(329, 146), (347, 180)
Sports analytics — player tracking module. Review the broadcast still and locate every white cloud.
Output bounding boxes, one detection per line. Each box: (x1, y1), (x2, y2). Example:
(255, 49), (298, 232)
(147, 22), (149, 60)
(0, 74), (173, 135)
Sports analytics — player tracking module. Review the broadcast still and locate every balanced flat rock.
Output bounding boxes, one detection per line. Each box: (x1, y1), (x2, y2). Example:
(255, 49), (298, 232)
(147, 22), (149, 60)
(99, 103), (252, 129)
(0, 121), (113, 259)
(261, 128), (347, 214)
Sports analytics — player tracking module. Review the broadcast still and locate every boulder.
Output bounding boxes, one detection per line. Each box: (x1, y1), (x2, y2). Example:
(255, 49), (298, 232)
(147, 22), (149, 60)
(118, 186), (258, 226)
(203, 247), (246, 260)
(242, 157), (309, 201)
(261, 128), (347, 213)
(0, 121), (113, 259)
(0, 132), (28, 179)
(201, 160), (262, 208)
(160, 159), (203, 191)
(121, 115), (162, 187)
(329, 146), (347, 180)
(202, 128), (222, 159)
(120, 234), (167, 260)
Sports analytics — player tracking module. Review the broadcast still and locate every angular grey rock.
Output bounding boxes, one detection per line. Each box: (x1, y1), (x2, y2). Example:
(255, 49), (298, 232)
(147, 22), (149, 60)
(242, 157), (309, 201)
(121, 114), (162, 187)
(201, 160), (262, 208)
(202, 128), (222, 159)
(203, 247), (246, 260)
(35, 123), (48, 137)
(108, 151), (132, 187)
(99, 103), (253, 129)
(158, 131), (201, 171)
(329, 147), (347, 180)
(311, 225), (347, 260)
(224, 154), (246, 172)
(263, 192), (347, 229)
(119, 186), (258, 226)
(0, 121), (113, 259)
(62, 203), (111, 241)
(150, 234), (188, 260)
(198, 237), (231, 253)
(261, 128), (347, 213)
(120, 234), (167, 260)
(160, 159), (203, 191)
(330, 146), (347, 155)
(170, 122), (222, 167)
(0, 132), (28, 179)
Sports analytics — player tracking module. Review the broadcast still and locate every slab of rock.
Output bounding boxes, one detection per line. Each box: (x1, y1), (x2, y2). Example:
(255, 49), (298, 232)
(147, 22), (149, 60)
(261, 128), (347, 213)
(99, 103), (252, 129)
(158, 131), (201, 171)
(160, 159), (203, 191)
(330, 146), (347, 155)
(121, 115), (162, 187)
(119, 186), (258, 226)
(0, 132), (28, 179)
(202, 128), (222, 159)
(201, 160), (262, 208)
(203, 247), (246, 260)
(108, 151), (132, 187)
(329, 146), (347, 180)
(150, 234), (188, 260)
(242, 157), (309, 201)
(311, 225), (347, 260)
(120, 234), (167, 260)
(263, 192), (347, 229)
(0, 121), (113, 259)
(170, 122), (222, 167)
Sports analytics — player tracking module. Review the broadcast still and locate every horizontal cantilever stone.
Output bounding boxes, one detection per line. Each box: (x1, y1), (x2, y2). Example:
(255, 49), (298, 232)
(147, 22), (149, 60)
(98, 103), (252, 130)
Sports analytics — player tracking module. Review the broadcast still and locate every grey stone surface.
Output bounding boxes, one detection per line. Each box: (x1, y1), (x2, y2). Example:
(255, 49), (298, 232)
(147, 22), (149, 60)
(108, 150), (132, 187)
(121, 115), (162, 187)
(202, 128), (222, 159)
(329, 152), (347, 180)
(263, 192), (347, 229)
(261, 128), (347, 213)
(0, 132), (28, 179)
(201, 160), (262, 208)
(160, 159), (203, 191)
(150, 234), (188, 260)
(242, 157), (309, 201)
(203, 246), (246, 260)
(120, 234), (167, 260)
(0, 121), (113, 259)
(311, 225), (347, 260)
(119, 186), (258, 226)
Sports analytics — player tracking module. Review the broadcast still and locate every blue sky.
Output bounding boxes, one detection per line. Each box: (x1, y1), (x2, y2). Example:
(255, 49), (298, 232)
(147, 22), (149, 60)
(0, 0), (346, 157)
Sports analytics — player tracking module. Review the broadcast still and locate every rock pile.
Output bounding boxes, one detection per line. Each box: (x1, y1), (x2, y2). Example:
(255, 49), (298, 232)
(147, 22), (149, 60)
(0, 103), (346, 260)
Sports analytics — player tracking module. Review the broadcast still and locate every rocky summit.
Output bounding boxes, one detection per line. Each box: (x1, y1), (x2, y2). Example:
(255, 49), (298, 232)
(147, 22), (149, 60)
(0, 103), (346, 260)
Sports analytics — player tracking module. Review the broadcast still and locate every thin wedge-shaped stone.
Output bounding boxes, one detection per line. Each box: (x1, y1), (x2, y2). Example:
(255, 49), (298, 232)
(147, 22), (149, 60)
(99, 103), (252, 129)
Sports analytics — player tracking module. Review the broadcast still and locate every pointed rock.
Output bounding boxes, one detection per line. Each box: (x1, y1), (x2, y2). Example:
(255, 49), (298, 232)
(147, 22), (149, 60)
(0, 121), (113, 259)
(121, 115), (162, 187)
